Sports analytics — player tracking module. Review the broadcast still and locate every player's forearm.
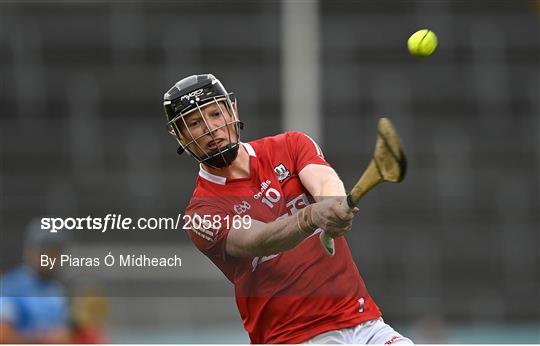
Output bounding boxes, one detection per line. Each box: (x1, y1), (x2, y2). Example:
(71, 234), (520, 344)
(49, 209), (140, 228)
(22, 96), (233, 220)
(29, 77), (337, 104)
(313, 176), (346, 201)
(254, 214), (314, 256)
(226, 212), (313, 257)
(299, 164), (346, 201)
(313, 176), (347, 200)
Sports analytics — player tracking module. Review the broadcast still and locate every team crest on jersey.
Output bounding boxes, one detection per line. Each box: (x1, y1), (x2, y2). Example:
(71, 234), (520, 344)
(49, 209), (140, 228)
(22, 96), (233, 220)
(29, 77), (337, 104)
(274, 163), (290, 182)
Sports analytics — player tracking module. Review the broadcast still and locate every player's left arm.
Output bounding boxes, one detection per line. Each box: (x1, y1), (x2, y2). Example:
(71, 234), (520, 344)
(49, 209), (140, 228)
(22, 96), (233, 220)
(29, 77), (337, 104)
(287, 131), (346, 199)
(290, 132), (357, 237)
(300, 164), (359, 240)
(299, 164), (347, 200)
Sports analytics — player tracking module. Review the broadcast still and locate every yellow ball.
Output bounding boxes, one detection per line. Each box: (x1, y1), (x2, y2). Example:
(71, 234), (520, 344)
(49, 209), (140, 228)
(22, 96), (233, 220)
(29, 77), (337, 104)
(407, 29), (438, 57)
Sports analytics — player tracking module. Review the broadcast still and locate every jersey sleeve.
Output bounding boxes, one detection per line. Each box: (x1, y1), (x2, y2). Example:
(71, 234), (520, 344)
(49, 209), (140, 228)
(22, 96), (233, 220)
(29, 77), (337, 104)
(286, 131), (331, 172)
(184, 200), (232, 262)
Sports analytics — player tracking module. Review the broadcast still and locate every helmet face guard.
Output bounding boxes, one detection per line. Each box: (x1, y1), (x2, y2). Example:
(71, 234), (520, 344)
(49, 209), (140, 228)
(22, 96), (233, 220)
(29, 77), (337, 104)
(163, 74), (243, 168)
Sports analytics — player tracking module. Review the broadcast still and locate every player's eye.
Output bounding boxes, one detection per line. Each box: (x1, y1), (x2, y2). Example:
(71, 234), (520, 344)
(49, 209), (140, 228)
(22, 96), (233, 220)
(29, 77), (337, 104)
(188, 119), (201, 127)
(212, 111), (221, 117)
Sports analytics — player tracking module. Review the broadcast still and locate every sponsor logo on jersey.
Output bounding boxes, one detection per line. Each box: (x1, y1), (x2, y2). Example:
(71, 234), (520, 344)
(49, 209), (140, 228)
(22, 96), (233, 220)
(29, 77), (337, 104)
(253, 179), (272, 200)
(274, 163), (290, 182)
(284, 193), (309, 215)
(233, 201), (251, 214)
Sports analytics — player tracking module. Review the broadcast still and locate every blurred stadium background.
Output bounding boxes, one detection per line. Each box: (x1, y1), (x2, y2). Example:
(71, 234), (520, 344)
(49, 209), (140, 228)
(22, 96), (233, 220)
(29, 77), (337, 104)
(1, 0), (539, 343)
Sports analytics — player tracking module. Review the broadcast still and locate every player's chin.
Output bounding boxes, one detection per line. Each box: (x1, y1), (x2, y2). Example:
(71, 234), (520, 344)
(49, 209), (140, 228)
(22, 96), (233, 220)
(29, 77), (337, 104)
(207, 141), (231, 152)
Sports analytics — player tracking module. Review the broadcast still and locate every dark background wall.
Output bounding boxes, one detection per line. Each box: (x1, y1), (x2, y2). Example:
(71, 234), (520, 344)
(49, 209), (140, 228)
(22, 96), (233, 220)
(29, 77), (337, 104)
(1, 0), (538, 343)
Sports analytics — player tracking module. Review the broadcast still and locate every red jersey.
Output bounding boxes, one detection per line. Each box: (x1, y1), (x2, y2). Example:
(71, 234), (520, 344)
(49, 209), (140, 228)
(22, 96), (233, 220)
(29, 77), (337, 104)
(185, 132), (381, 344)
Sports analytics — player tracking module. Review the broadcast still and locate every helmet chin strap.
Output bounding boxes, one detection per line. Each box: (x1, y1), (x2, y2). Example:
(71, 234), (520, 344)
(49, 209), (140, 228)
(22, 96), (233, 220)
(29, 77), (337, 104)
(200, 143), (240, 168)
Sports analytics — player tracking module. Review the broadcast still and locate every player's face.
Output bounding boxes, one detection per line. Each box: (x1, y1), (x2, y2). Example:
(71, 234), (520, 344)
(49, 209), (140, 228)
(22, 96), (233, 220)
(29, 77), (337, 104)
(178, 100), (238, 158)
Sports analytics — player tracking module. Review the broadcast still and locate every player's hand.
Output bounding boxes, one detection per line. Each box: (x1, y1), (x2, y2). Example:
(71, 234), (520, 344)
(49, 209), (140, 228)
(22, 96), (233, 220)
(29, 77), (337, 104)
(310, 197), (358, 238)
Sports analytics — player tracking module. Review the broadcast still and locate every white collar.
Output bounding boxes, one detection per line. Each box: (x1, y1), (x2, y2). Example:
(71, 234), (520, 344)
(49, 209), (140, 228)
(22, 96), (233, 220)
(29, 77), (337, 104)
(242, 142), (256, 157)
(198, 165), (227, 185)
(198, 142), (256, 185)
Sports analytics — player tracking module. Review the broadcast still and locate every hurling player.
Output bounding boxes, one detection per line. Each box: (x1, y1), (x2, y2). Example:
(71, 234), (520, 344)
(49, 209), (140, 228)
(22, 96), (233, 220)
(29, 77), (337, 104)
(163, 74), (412, 344)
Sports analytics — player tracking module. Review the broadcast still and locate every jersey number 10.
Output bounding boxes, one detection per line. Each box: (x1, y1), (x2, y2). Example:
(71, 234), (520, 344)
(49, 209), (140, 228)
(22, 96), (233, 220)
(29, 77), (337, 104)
(260, 188), (281, 208)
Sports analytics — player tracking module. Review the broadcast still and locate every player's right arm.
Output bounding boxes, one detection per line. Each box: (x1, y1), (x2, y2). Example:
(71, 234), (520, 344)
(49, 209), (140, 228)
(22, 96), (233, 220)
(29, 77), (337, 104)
(225, 198), (354, 258)
(226, 215), (309, 257)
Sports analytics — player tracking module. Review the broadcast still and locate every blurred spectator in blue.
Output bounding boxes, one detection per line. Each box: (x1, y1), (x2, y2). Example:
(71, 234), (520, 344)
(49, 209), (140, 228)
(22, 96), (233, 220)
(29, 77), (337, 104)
(0, 219), (71, 343)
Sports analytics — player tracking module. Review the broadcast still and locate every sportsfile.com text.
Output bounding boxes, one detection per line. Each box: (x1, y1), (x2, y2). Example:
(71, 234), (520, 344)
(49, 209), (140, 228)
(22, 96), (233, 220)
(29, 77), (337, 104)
(40, 214), (184, 233)
(41, 214), (253, 233)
